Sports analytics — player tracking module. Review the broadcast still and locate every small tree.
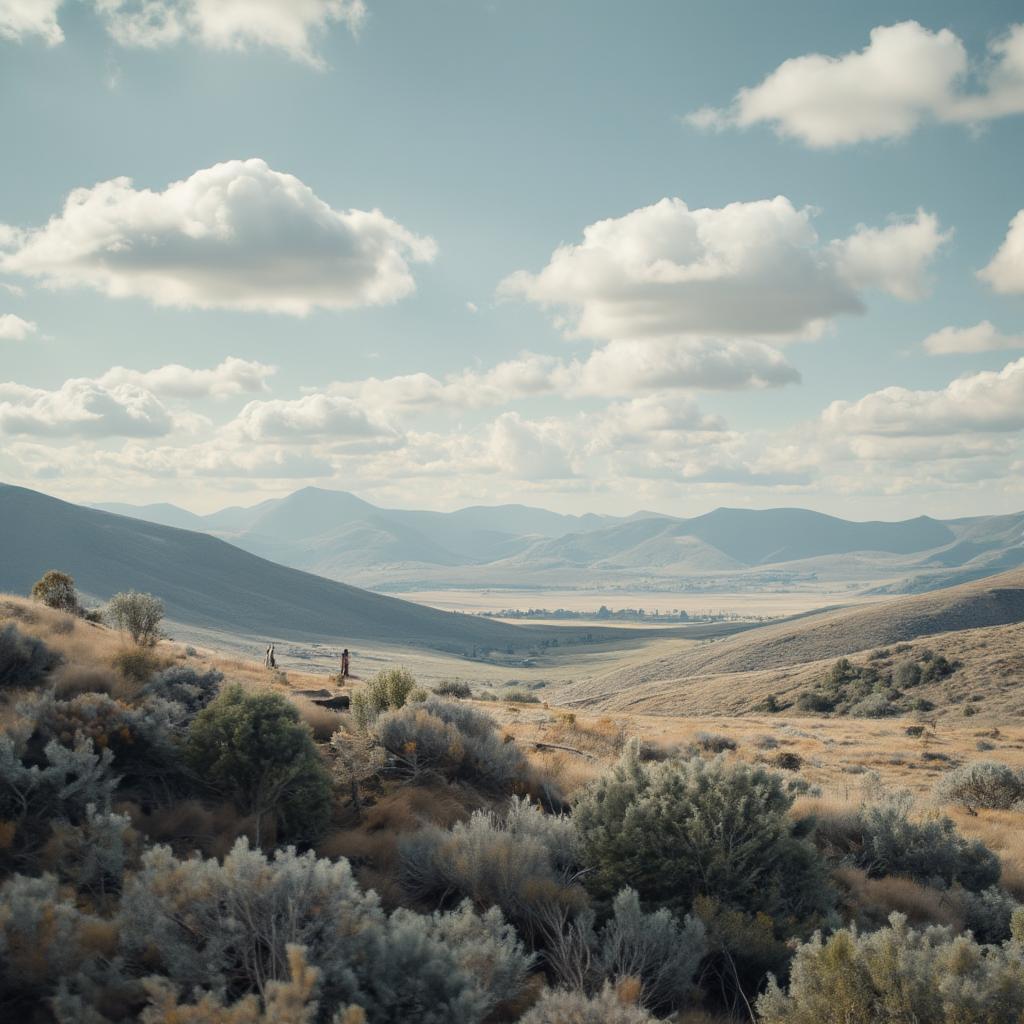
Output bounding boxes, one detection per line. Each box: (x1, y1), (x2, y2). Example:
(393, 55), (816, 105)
(185, 685), (332, 845)
(107, 591), (165, 646)
(31, 570), (80, 614)
(330, 724), (386, 818)
(350, 667), (417, 729)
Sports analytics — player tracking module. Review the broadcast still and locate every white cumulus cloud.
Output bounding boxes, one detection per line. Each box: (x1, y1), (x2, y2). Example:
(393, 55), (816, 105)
(978, 209), (1024, 294)
(97, 356), (277, 398)
(0, 378), (175, 437)
(687, 21), (1024, 147)
(0, 313), (38, 341)
(923, 321), (1024, 355)
(501, 196), (945, 341)
(0, 158), (436, 315)
(829, 210), (951, 301)
(0, 0), (63, 45)
(230, 393), (397, 443)
(1, 1), (364, 65)
(822, 357), (1024, 436)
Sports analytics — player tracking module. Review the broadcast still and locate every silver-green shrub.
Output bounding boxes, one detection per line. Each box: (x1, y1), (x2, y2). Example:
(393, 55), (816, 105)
(0, 622), (61, 689)
(0, 728), (117, 869)
(120, 838), (531, 1023)
(374, 697), (529, 792)
(106, 591), (165, 646)
(757, 911), (1024, 1024)
(852, 791), (1000, 891)
(519, 984), (658, 1024)
(961, 886), (1023, 944)
(142, 664), (223, 713)
(350, 666), (416, 729)
(935, 760), (1024, 810)
(573, 741), (834, 925)
(399, 796), (583, 937)
(0, 872), (127, 1012)
(551, 888), (705, 1014)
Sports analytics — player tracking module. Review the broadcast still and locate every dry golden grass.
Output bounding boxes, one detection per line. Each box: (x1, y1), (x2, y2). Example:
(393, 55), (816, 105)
(0, 593), (349, 723)
(833, 866), (965, 931)
(487, 698), (1024, 892)
(294, 699), (345, 741)
(120, 799), (257, 859)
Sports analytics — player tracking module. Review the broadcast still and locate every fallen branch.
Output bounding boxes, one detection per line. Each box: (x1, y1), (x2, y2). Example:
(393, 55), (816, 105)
(532, 741), (596, 760)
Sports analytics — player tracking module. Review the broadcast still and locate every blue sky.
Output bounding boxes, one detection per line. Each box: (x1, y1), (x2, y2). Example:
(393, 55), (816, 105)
(1, 0), (1023, 518)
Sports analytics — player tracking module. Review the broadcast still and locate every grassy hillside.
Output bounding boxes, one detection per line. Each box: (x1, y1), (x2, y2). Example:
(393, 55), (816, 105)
(558, 566), (1024, 715)
(0, 484), (539, 651)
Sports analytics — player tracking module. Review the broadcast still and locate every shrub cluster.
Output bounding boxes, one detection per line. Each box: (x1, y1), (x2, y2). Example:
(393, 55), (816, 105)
(573, 741), (834, 927)
(120, 839), (533, 1023)
(0, 623), (61, 690)
(519, 984), (658, 1024)
(143, 664), (223, 713)
(758, 911), (1024, 1024)
(547, 888), (706, 1014)
(862, 803), (999, 891)
(400, 796), (583, 938)
(350, 667), (417, 729)
(812, 790), (1002, 893)
(374, 697), (537, 795)
(935, 760), (1024, 810)
(433, 680), (473, 699)
(1, 839), (533, 1023)
(796, 652), (959, 717)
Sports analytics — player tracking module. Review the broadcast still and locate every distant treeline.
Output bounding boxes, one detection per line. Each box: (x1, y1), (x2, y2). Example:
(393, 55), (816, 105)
(479, 605), (770, 623)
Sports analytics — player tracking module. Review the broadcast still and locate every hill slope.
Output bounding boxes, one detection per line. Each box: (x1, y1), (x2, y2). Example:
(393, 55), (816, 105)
(559, 566), (1024, 712)
(0, 484), (536, 651)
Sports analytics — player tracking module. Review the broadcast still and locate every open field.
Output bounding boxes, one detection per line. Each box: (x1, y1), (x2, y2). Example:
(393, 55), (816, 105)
(379, 586), (886, 618)
(166, 617), (709, 692)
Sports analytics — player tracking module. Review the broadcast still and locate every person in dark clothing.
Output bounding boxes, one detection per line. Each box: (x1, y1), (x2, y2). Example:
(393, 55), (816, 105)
(341, 648), (350, 679)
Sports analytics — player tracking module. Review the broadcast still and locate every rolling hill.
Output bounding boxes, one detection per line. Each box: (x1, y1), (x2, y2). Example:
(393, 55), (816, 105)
(556, 566), (1024, 715)
(0, 483), (544, 651)
(95, 488), (1024, 593)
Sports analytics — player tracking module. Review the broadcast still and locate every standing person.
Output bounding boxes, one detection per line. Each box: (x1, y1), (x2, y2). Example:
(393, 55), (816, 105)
(264, 644), (272, 669)
(268, 643), (276, 669)
(341, 648), (350, 680)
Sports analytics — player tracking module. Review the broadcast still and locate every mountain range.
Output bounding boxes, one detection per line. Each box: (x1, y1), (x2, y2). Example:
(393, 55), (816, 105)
(0, 484), (562, 652)
(96, 488), (1024, 593)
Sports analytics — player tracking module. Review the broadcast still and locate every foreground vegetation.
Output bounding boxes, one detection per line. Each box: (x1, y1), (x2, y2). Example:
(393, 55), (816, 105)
(2, 580), (1024, 1023)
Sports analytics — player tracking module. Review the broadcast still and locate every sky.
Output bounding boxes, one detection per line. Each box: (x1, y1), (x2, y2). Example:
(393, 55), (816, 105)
(1, 0), (1024, 520)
